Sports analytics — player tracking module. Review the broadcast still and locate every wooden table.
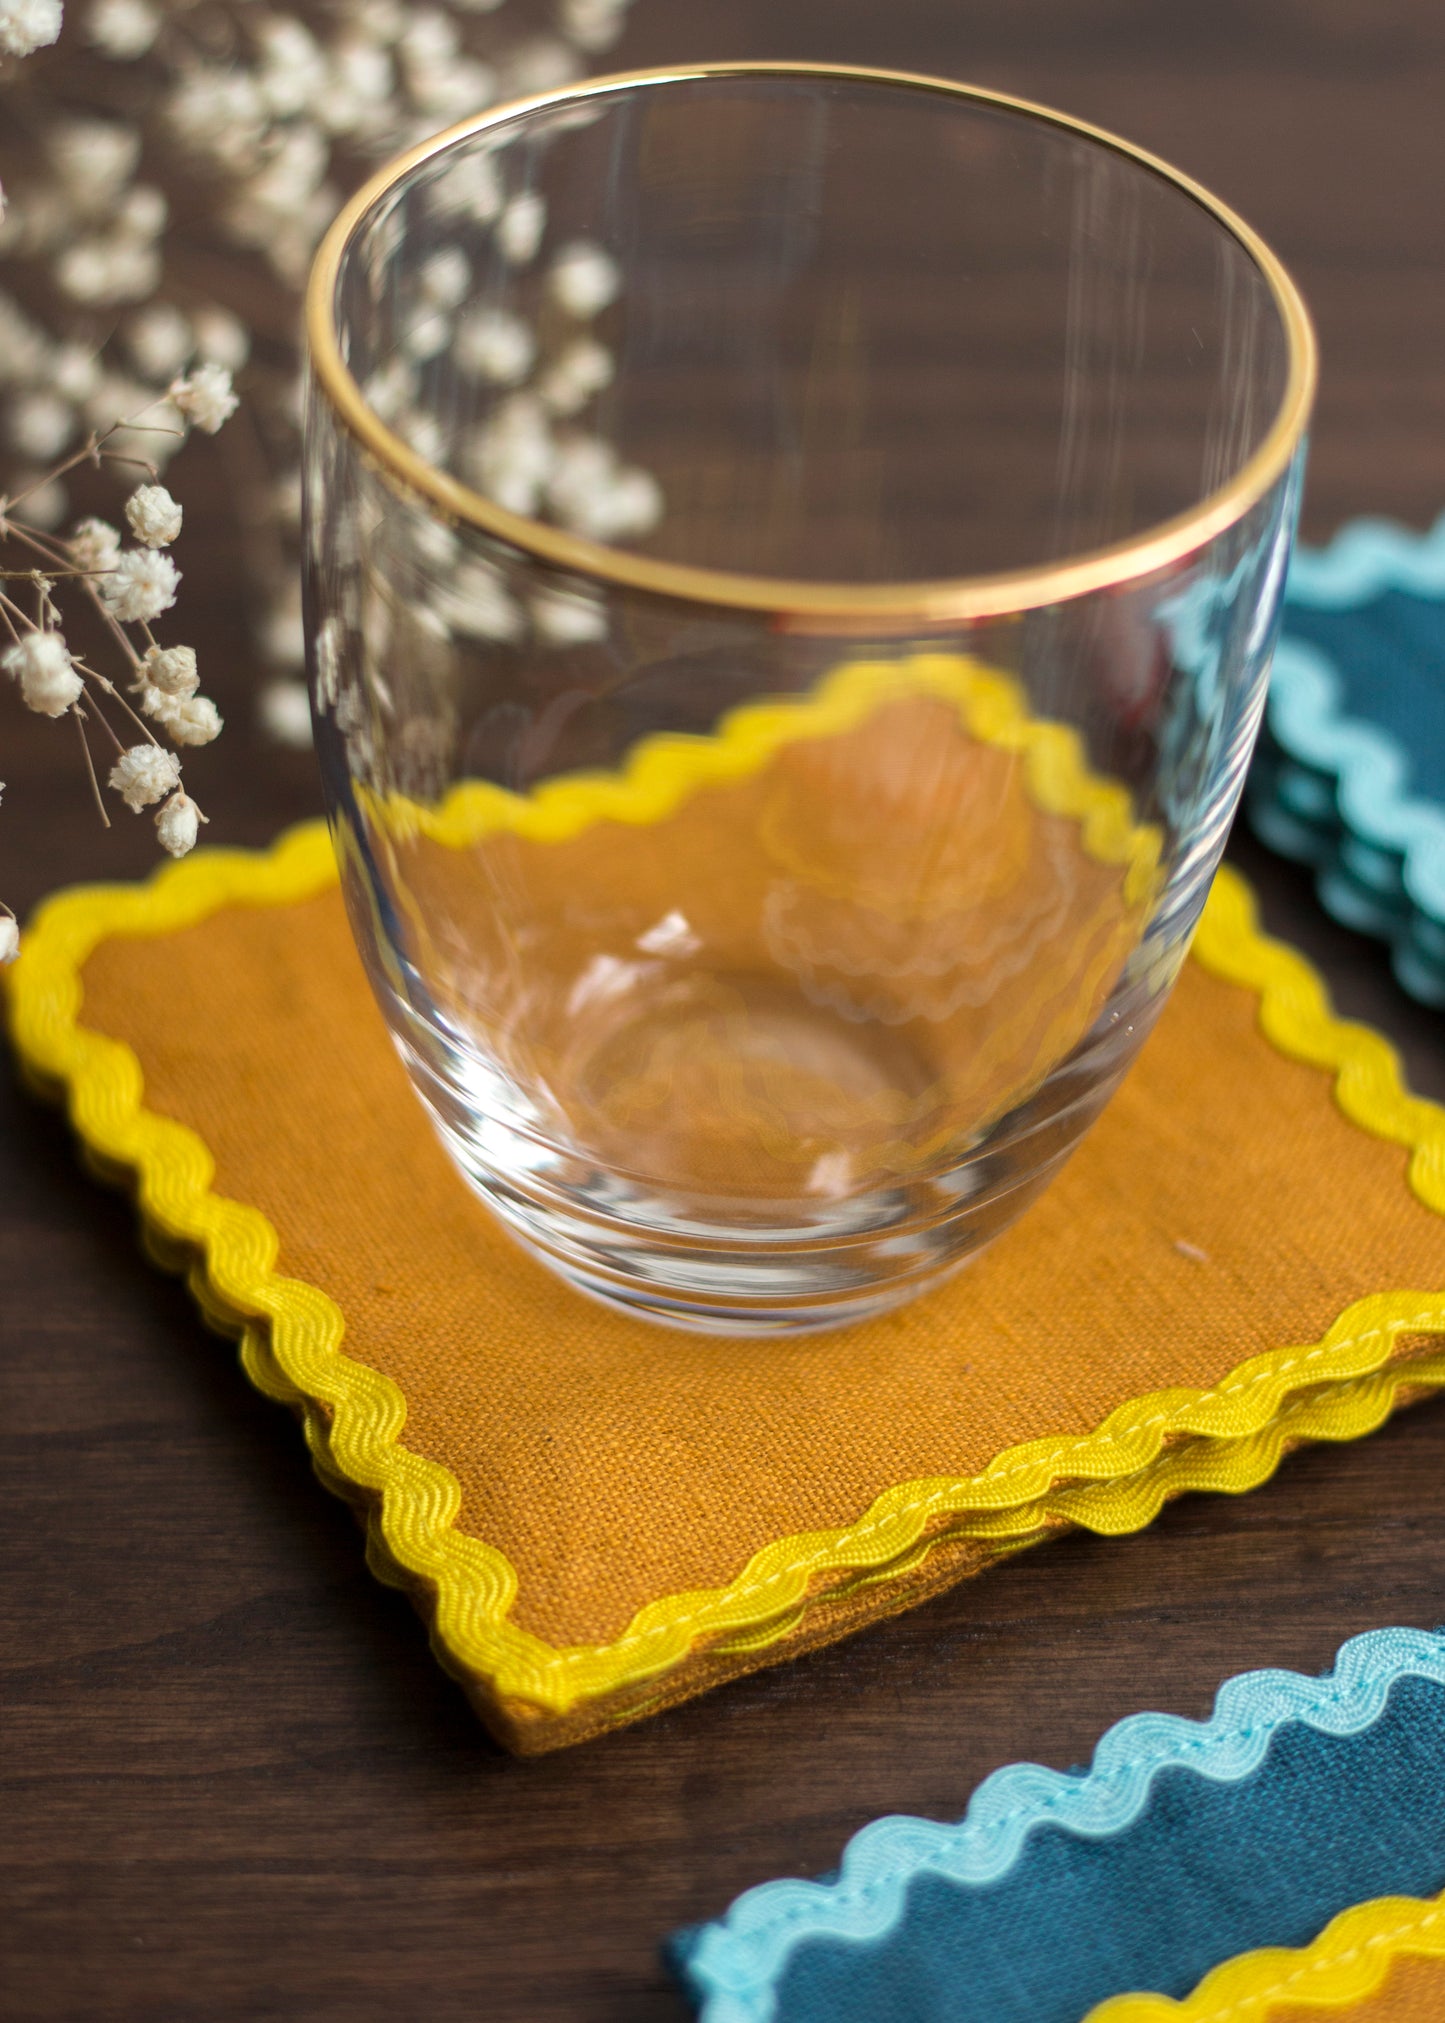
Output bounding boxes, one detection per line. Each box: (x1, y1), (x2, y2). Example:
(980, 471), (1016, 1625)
(4, 5), (1443, 2017)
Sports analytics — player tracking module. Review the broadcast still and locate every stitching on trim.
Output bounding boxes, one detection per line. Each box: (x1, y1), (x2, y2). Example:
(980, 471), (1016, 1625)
(1088, 1891), (1445, 2022)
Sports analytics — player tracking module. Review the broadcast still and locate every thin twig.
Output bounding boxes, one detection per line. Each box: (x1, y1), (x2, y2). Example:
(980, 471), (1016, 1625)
(76, 683), (128, 756)
(4, 431), (116, 508)
(97, 451), (162, 479)
(72, 704), (112, 827)
(0, 566), (106, 579)
(73, 660), (161, 744)
(2, 523), (70, 567)
(3, 409), (180, 510)
(9, 524), (148, 673)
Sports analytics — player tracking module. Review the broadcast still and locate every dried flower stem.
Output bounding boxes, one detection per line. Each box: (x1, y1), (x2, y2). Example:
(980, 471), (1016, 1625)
(73, 704), (112, 829)
(72, 660), (161, 746)
(6, 519), (145, 672)
(2, 394), (237, 941)
(2, 414), (166, 511)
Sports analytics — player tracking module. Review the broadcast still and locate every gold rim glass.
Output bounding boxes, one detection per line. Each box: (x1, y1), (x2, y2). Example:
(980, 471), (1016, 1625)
(303, 64), (1315, 1332)
(307, 62), (1316, 627)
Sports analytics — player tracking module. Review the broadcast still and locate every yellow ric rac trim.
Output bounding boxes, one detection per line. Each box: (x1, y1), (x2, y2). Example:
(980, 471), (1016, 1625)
(1086, 1890), (1445, 2019)
(5, 651), (1443, 1722)
(8, 826), (1443, 1719)
(377, 654), (1163, 908)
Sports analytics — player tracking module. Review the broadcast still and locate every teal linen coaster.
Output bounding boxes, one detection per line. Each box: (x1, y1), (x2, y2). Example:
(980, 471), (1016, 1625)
(668, 1627), (1445, 2023)
(1247, 513), (1445, 1005)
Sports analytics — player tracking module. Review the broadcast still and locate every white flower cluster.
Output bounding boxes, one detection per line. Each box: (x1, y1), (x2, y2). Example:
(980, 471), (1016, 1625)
(2, 629), (81, 714)
(124, 480), (180, 545)
(0, 0), (649, 768)
(0, 0), (62, 60)
(1, 394), (235, 944)
(0, 274), (246, 530)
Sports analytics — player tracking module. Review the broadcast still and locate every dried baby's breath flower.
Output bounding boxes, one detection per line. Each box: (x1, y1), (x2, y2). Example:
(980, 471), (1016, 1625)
(418, 245), (471, 309)
(68, 515), (120, 571)
(560, 0), (628, 52)
(253, 15), (328, 116)
(530, 583), (607, 645)
(545, 432), (614, 520)
(0, 289), (47, 380)
(230, 125), (329, 248)
(503, 33), (581, 95)
(125, 302), (193, 382)
(190, 305), (250, 373)
(116, 184), (166, 240)
(55, 235), (161, 305)
(147, 689), (221, 744)
(402, 309), (452, 364)
(548, 240), (620, 319)
(3, 630), (83, 716)
(8, 388), (73, 461)
(168, 363), (238, 434)
(48, 116), (140, 196)
(100, 545), (179, 621)
(395, 407), (444, 464)
(87, 0), (159, 60)
(428, 556), (523, 642)
(548, 435), (660, 540)
(312, 612), (344, 709)
(537, 335), (613, 415)
(362, 356), (416, 424)
(445, 148), (502, 223)
(0, 910), (18, 963)
(167, 68), (268, 169)
(0, 0), (63, 60)
(124, 482), (182, 545)
(470, 392), (554, 513)
(397, 6), (458, 74)
(496, 190), (545, 264)
(257, 677), (313, 749)
(455, 306), (534, 384)
(51, 341), (100, 403)
(137, 642), (197, 696)
(601, 465), (662, 540)
(108, 741), (180, 810)
(154, 790), (202, 856)
(407, 51), (495, 121)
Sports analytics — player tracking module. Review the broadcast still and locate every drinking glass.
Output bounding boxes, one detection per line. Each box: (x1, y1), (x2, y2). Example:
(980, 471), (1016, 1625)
(303, 63), (1315, 1334)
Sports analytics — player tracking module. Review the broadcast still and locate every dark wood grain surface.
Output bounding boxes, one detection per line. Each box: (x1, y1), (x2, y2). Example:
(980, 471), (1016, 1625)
(4, 5), (1444, 2019)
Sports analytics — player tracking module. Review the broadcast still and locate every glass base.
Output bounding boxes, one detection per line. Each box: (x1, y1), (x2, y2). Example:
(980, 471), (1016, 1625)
(391, 986), (1157, 1336)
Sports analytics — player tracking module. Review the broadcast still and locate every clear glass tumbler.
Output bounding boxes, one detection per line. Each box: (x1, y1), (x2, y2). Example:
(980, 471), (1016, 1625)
(303, 63), (1315, 1334)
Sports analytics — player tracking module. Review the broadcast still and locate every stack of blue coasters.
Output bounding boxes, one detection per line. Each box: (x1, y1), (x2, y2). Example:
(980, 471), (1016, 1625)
(1248, 514), (1445, 1005)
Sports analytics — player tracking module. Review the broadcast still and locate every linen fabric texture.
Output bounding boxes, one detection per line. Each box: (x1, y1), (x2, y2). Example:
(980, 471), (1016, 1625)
(673, 1629), (1445, 2023)
(7, 829), (1443, 1747)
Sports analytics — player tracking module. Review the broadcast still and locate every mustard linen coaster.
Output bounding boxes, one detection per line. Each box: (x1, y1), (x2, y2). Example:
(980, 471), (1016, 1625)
(6, 831), (1443, 1750)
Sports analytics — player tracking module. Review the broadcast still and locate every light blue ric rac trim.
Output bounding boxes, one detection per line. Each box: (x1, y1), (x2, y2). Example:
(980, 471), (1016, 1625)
(1284, 509), (1445, 606)
(1268, 512), (1445, 919)
(682, 1627), (1445, 2023)
(1269, 638), (1445, 916)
